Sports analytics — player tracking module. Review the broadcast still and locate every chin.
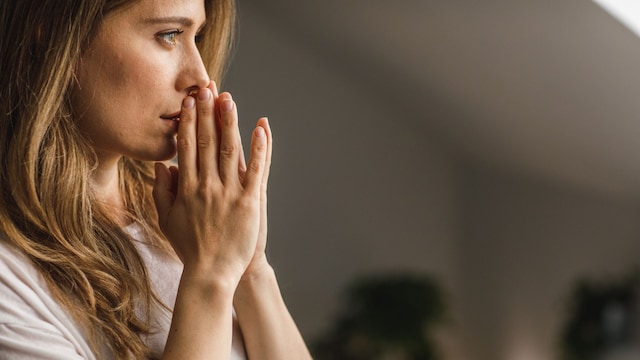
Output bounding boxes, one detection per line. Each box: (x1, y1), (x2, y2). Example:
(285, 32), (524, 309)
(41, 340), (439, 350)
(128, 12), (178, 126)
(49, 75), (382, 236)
(131, 141), (177, 162)
(154, 148), (178, 162)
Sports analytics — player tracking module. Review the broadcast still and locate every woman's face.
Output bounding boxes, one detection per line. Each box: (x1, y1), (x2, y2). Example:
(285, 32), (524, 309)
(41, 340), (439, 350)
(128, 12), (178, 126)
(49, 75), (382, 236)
(73, 0), (210, 162)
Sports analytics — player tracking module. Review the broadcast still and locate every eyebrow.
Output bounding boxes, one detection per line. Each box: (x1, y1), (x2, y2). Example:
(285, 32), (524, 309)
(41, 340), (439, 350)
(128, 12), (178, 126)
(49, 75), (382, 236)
(143, 16), (202, 27)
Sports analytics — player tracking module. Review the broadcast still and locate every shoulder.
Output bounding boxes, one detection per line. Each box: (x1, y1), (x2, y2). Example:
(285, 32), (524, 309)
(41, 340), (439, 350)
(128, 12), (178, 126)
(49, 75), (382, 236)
(0, 240), (96, 359)
(0, 240), (48, 317)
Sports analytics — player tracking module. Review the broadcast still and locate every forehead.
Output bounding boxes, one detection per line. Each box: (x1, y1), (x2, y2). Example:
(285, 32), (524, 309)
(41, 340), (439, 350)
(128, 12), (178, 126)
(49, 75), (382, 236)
(107, 0), (206, 24)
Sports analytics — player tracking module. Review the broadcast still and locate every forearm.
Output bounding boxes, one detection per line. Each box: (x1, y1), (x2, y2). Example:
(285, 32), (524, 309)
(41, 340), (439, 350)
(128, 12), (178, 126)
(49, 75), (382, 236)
(233, 265), (311, 360)
(162, 273), (237, 359)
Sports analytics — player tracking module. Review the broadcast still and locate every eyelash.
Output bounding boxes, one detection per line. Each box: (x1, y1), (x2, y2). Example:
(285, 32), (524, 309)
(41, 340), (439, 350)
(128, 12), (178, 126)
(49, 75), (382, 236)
(158, 30), (183, 45)
(157, 29), (204, 46)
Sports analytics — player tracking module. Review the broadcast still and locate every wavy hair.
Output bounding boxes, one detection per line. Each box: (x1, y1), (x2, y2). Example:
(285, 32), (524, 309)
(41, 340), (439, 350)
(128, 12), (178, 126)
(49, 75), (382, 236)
(0, 0), (236, 358)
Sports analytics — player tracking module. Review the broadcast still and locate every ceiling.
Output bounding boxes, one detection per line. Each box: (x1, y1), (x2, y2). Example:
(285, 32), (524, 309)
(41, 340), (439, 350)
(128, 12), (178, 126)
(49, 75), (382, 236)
(248, 0), (640, 200)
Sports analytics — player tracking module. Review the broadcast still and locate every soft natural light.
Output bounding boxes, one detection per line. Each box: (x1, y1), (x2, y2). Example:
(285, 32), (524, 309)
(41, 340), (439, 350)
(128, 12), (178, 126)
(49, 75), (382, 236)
(593, 0), (640, 37)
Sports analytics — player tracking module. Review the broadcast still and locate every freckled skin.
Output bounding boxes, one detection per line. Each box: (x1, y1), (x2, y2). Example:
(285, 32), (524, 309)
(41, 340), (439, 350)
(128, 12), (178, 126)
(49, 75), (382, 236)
(72, 0), (209, 163)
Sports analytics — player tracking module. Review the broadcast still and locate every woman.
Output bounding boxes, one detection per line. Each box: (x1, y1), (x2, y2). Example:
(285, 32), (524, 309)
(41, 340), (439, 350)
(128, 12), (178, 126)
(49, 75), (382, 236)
(0, 0), (311, 359)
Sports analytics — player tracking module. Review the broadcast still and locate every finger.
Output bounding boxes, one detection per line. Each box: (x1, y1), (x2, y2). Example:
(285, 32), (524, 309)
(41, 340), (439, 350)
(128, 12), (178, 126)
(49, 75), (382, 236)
(152, 162), (175, 229)
(237, 133), (247, 179)
(256, 118), (271, 241)
(256, 117), (272, 190)
(176, 95), (197, 190)
(169, 165), (179, 195)
(236, 108), (247, 178)
(211, 81), (221, 130)
(196, 87), (218, 180)
(243, 126), (268, 193)
(218, 92), (241, 185)
(209, 80), (219, 98)
(211, 82), (247, 177)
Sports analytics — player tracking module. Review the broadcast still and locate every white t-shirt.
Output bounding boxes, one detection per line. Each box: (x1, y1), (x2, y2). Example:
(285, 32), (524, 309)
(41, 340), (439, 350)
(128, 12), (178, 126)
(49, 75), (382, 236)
(0, 225), (247, 359)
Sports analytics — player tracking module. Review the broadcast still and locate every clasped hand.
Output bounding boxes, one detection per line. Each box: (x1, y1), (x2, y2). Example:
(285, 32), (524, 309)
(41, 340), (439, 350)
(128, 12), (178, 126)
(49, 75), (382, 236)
(153, 81), (271, 284)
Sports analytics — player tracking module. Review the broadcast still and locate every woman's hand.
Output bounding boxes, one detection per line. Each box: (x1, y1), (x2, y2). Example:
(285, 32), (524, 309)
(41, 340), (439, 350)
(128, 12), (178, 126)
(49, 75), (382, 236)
(150, 82), (310, 360)
(241, 116), (273, 280)
(152, 81), (269, 284)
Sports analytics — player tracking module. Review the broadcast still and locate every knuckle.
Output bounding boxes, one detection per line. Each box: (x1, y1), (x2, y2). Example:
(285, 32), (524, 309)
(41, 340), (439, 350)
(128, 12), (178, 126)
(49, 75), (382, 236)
(179, 112), (194, 123)
(181, 108), (197, 124)
(219, 142), (236, 158)
(237, 192), (258, 209)
(198, 105), (213, 117)
(179, 180), (196, 195)
(151, 186), (162, 200)
(195, 178), (216, 199)
(254, 141), (266, 153)
(177, 136), (192, 151)
(248, 158), (262, 175)
(198, 134), (214, 149)
(221, 112), (236, 127)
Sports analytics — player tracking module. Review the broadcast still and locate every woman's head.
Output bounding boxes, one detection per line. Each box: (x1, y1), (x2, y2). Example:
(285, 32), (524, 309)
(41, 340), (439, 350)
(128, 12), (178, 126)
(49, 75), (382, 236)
(0, 0), (235, 357)
(1, 0), (235, 165)
(74, 0), (220, 163)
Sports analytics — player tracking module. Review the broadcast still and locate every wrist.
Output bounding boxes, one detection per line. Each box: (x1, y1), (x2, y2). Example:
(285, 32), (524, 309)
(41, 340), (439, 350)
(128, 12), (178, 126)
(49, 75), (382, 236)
(233, 265), (279, 315)
(181, 263), (243, 295)
(239, 256), (274, 285)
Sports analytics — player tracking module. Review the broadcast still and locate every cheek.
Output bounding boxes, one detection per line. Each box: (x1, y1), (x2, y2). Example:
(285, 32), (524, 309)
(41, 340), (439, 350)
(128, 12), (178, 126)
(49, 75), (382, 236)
(74, 37), (178, 130)
(112, 59), (176, 112)
(76, 59), (157, 119)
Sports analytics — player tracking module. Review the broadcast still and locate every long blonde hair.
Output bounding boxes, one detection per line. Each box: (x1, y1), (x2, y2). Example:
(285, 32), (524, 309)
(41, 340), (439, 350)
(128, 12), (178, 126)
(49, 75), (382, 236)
(0, 0), (235, 358)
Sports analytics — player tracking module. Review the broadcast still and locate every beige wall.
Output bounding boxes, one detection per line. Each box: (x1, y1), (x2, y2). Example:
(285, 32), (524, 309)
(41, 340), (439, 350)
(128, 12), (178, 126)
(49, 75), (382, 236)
(225, 2), (460, 342)
(225, 3), (640, 359)
(459, 165), (640, 359)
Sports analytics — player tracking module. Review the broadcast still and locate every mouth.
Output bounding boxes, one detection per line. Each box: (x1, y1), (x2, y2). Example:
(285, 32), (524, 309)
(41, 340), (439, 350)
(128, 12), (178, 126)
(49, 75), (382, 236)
(160, 111), (181, 121)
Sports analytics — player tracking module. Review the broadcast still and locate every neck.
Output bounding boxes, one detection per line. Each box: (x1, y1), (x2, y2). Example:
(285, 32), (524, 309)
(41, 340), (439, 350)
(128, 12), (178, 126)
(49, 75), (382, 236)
(91, 155), (127, 224)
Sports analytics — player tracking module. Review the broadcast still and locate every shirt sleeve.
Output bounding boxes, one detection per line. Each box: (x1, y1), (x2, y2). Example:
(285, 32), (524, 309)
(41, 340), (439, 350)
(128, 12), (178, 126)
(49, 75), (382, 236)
(0, 323), (88, 360)
(0, 241), (97, 359)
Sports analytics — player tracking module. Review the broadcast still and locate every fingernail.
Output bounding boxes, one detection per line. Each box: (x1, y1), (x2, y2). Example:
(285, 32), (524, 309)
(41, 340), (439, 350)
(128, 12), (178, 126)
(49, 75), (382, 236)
(183, 96), (195, 109)
(198, 88), (211, 101)
(221, 99), (233, 112)
(255, 127), (265, 138)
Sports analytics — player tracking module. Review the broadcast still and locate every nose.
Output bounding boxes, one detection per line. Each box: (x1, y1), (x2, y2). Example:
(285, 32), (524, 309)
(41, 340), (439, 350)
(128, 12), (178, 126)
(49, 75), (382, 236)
(177, 46), (210, 93)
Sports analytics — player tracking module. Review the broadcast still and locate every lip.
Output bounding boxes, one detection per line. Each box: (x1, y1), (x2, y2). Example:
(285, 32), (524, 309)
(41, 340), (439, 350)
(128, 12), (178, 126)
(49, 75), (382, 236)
(160, 110), (181, 121)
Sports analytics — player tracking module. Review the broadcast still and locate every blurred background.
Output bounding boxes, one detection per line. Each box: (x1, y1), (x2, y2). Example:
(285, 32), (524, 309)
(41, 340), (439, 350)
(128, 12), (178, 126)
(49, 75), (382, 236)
(224, 0), (640, 359)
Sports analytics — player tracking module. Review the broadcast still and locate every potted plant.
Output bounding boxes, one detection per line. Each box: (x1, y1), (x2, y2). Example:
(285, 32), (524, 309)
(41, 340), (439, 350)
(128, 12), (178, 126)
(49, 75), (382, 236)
(560, 271), (639, 360)
(312, 273), (448, 360)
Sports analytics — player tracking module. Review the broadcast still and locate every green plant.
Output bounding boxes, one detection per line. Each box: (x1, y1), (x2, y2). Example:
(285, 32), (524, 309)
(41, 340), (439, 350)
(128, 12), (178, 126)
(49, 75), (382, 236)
(312, 273), (448, 360)
(560, 271), (639, 360)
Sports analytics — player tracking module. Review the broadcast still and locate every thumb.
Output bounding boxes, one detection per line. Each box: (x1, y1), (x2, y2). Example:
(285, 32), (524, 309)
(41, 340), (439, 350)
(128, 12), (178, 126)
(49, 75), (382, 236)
(152, 162), (175, 227)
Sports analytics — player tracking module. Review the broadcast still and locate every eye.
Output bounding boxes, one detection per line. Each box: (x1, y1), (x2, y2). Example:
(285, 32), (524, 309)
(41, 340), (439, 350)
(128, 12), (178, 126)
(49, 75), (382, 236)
(157, 29), (184, 46)
(195, 32), (204, 44)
